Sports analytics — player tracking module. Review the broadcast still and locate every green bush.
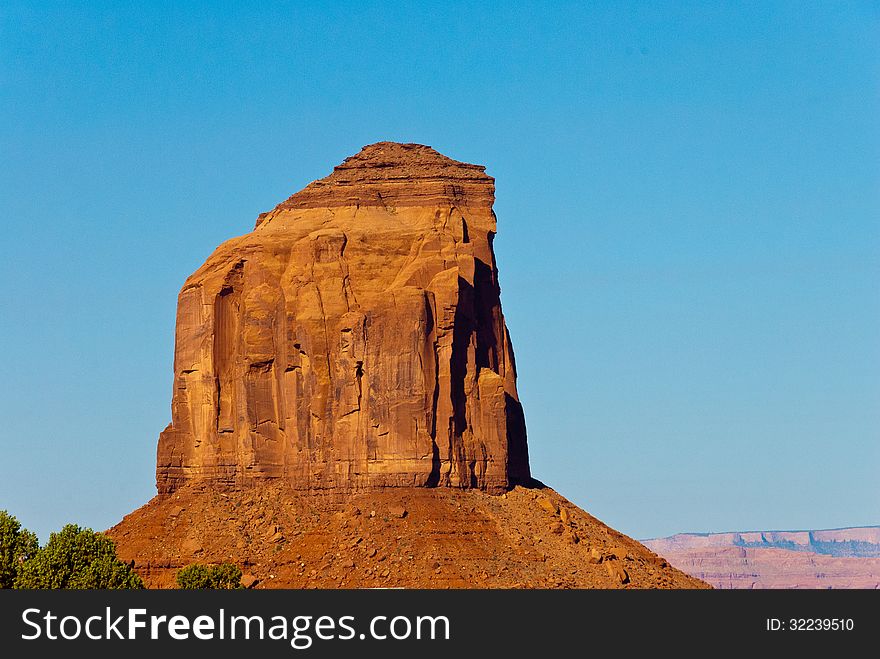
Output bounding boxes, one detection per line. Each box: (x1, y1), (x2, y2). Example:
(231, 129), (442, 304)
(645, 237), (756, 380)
(15, 524), (143, 589)
(0, 511), (39, 588)
(176, 563), (243, 589)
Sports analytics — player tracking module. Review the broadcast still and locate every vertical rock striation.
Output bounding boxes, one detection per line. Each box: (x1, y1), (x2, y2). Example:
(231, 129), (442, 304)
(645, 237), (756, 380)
(156, 142), (530, 494)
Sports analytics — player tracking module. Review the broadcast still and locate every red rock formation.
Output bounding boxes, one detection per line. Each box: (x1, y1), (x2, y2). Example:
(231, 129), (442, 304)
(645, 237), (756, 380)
(110, 482), (710, 589)
(112, 142), (709, 590)
(156, 142), (530, 495)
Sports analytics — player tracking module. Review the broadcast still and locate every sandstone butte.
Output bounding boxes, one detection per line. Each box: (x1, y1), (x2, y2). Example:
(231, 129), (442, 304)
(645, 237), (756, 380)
(109, 142), (708, 589)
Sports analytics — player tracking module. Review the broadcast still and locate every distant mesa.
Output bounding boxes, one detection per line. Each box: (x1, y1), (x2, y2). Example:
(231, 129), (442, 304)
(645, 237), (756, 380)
(110, 142), (708, 589)
(643, 526), (880, 589)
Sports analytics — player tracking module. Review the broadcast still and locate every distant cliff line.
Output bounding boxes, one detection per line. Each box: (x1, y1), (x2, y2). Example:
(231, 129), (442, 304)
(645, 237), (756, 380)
(644, 525), (880, 558)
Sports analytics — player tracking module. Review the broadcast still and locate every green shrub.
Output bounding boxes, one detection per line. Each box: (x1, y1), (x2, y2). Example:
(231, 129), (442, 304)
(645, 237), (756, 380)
(176, 563), (243, 589)
(176, 563), (211, 588)
(15, 524), (143, 589)
(0, 511), (39, 589)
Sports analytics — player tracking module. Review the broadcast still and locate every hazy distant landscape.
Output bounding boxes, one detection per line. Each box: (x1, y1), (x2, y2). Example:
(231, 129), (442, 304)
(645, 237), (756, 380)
(644, 527), (880, 589)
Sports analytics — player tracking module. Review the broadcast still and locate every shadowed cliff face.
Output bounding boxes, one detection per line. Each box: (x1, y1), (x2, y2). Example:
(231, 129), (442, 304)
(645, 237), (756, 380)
(156, 142), (530, 494)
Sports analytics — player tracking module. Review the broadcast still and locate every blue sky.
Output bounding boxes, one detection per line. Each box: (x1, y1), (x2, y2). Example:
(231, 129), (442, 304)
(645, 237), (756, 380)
(1, 2), (878, 541)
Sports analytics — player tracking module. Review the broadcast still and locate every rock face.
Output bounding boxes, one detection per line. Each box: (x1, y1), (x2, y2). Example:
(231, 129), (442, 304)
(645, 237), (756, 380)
(156, 142), (530, 495)
(643, 527), (880, 589)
